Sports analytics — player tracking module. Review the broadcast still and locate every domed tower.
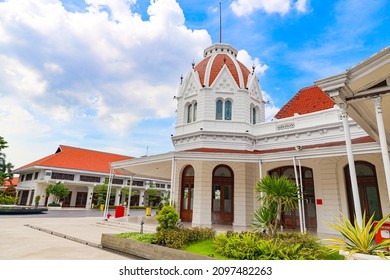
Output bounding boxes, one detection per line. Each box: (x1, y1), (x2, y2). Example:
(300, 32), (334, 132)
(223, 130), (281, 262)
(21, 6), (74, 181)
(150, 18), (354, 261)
(172, 43), (265, 151)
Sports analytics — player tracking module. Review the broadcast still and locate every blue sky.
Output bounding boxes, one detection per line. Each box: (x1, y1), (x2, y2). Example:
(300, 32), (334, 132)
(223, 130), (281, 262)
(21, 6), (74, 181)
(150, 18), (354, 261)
(1, 0), (389, 169)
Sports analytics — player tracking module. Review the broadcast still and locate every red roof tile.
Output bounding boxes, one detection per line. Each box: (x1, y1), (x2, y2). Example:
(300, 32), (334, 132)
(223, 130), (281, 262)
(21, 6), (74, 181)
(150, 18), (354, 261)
(2, 177), (18, 187)
(275, 86), (334, 119)
(194, 54), (250, 89)
(15, 145), (133, 174)
(194, 56), (210, 86)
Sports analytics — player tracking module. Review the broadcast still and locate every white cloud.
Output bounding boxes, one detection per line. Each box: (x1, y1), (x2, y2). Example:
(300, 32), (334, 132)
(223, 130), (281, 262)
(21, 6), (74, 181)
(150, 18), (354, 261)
(0, 0), (212, 166)
(0, 55), (47, 97)
(230, 0), (309, 16)
(262, 91), (280, 121)
(237, 50), (268, 76)
(295, 0), (308, 12)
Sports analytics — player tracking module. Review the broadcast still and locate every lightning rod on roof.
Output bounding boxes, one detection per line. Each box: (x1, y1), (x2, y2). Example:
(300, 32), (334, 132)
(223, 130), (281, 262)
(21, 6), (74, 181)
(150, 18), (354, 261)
(219, 2), (222, 43)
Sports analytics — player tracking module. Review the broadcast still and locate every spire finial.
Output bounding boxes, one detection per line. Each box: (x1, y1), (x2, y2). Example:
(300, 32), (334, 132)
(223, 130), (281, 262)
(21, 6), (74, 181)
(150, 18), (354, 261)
(192, 61), (195, 69)
(219, 2), (222, 43)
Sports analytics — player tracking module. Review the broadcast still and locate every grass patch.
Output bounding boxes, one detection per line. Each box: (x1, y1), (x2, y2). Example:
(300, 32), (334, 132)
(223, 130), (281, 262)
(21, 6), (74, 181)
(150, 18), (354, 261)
(115, 232), (157, 243)
(183, 239), (232, 260)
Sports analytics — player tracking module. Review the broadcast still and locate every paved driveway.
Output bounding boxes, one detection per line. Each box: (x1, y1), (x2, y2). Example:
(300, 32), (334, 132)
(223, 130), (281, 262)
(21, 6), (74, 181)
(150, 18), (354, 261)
(0, 209), (149, 260)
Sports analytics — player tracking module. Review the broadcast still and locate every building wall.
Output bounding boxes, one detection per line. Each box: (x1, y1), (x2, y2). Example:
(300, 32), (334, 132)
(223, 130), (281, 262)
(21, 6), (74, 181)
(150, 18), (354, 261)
(174, 159), (259, 229)
(261, 152), (390, 234)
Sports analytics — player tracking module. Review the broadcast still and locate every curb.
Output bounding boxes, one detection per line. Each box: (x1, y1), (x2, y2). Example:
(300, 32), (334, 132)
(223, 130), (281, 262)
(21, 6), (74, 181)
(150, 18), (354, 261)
(25, 224), (102, 248)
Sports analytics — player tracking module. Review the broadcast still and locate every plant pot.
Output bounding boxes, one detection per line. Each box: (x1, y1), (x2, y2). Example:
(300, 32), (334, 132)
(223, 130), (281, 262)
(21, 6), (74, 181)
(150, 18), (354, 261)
(339, 250), (385, 260)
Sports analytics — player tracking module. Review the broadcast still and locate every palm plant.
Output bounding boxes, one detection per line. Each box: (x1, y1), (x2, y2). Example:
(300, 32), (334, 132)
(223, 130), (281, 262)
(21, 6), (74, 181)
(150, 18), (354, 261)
(324, 211), (390, 259)
(254, 175), (300, 237)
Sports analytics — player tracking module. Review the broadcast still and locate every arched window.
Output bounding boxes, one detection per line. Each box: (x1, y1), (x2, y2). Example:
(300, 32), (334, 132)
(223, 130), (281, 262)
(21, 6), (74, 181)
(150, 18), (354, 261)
(193, 102), (197, 122)
(252, 107), (257, 124)
(187, 104), (192, 123)
(225, 100), (232, 120)
(216, 100), (223, 120)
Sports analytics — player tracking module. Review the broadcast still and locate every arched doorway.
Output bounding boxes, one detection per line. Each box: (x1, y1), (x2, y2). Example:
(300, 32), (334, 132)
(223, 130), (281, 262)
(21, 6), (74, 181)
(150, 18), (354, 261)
(269, 166), (317, 230)
(180, 165), (194, 222)
(212, 165), (234, 225)
(344, 161), (382, 222)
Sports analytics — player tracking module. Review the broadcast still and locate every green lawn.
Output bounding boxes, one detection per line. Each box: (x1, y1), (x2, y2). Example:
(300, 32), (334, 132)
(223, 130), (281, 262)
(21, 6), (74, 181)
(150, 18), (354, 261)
(183, 239), (232, 260)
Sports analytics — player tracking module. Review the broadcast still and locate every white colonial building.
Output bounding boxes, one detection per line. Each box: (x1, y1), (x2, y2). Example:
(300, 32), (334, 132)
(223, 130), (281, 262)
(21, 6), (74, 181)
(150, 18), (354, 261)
(110, 42), (390, 235)
(14, 145), (170, 209)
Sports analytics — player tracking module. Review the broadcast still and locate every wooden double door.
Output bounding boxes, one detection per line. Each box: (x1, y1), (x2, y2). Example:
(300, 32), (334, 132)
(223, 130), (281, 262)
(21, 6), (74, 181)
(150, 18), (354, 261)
(180, 165), (234, 225)
(345, 161), (382, 223)
(212, 165), (234, 225)
(180, 166), (194, 222)
(269, 166), (317, 231)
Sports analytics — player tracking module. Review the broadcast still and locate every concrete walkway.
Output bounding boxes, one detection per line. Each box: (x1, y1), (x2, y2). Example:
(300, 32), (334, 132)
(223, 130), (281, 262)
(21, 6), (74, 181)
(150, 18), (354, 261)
(0, 208), (340, 260)
(0, 210), (152, 260)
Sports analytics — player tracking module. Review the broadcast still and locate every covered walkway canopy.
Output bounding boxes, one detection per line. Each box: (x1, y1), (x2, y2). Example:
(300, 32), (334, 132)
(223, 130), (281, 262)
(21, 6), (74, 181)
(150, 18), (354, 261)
(315, 45), (390, 224)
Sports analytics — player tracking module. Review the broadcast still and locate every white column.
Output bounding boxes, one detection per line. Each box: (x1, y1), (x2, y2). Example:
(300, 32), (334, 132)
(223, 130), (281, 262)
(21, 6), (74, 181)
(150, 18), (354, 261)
(372, 96), (390, 203)
(26, 189), (33, 206)
(127, 176), (133, 216)
(258, 160), (264, 200)
(114, 187), (121, 206)
(103, 168), (114, 220)
(340, 104), (362, 226)
(139, 190), (145, 206)
(170, 156), (176, 207)
(293, 156), (304, 233)
(86, 186), (94, 209)
(298, 159), (306, 232)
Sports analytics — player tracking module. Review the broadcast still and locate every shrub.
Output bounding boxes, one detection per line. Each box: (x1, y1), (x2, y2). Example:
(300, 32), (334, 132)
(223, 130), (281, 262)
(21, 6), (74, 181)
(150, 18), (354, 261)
(116, 232), (157, 244)
(156, 205), (179, 231)
(4, 185), (17, 197)
(48, 202), (61, 207)
(156, 227), (216, 249)
(214, 231), (332, 260)
(0, 193), (18, 205)
(324, 211), (390, 258)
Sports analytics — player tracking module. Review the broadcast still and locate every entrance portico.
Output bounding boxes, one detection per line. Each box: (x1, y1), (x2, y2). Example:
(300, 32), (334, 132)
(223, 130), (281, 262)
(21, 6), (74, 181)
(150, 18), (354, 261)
(315, 46), (390, 223)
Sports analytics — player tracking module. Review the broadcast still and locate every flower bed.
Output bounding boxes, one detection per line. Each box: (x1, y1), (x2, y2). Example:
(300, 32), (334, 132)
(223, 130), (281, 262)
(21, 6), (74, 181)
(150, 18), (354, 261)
(101, 234), (215, 260)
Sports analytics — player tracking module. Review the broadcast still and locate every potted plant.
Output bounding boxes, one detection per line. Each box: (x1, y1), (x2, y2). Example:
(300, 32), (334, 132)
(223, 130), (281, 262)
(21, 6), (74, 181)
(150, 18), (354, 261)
(34, 195), (41, 208)
(324, 211), (390, 259)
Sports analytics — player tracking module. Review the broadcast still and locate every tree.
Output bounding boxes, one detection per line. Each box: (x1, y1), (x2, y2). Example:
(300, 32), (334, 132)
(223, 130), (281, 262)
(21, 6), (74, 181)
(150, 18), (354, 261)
(0, 136), (14, 187)
(45, 183), (69, 205)
(94, 182), (109, 206)
(253, 175), (300, 237)
(145, 182), (159, 207)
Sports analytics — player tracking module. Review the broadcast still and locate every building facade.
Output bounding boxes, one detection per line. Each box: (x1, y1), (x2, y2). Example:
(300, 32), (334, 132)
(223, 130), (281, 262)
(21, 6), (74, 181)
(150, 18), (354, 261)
(15, 145), (170, 208)
(111, 42), (390, 234)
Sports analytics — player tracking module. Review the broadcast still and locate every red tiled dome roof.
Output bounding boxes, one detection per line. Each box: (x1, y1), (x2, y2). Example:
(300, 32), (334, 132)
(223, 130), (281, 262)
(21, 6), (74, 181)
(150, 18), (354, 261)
(194, 43), (251, 89)
(274, 86), (335, 119)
